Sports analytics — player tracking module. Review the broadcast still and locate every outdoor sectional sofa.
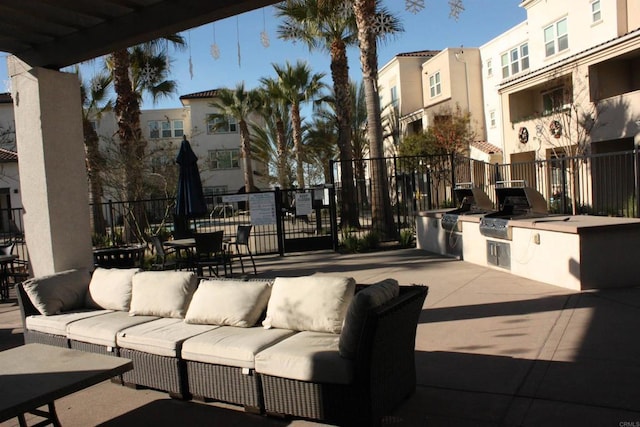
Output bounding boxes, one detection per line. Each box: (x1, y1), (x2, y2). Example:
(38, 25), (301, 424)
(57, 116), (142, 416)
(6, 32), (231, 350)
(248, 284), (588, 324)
(16, 267), (428, 426)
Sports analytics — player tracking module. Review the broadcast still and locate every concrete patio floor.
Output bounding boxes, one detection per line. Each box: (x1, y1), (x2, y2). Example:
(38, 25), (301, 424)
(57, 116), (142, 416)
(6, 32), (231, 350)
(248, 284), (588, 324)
(1, 248), (639, 426)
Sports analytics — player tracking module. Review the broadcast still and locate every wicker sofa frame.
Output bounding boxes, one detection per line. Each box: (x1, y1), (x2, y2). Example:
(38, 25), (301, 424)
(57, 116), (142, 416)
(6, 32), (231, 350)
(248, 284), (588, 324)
(16, 281), (428, 426)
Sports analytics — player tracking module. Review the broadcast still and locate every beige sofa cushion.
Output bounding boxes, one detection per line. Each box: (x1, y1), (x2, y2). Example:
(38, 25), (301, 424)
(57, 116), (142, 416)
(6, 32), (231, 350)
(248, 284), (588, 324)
(66, 311), (158, 347)
(22, 269), (91, 315)
(338, 279), (399, 359)
(86, 267), (140, 311)
(181, 326), (296, 369)
(255, 331), (354, 384)
(116, 318), (217, 357)
(25, 310), (112, 336)
(262, 275), (355, 333)
(185, 279), (272, 327)
(129, 271), (197, 319)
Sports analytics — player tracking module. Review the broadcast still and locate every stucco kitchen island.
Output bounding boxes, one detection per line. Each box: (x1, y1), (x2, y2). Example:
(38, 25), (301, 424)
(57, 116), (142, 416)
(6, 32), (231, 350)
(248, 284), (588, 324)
(417, 212), (640, 291)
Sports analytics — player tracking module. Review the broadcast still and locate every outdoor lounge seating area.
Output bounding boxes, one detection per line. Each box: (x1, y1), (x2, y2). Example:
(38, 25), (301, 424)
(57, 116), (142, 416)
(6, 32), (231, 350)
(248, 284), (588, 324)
(15, 267), (428, 426)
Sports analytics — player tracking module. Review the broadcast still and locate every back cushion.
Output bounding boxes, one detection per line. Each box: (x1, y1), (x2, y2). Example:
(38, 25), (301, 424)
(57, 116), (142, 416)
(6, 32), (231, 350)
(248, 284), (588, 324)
(263, 275), (355, 334)
(339, 279), (400, 359)
(185, 279), (272, 327)
(86, 267), (140, 311)
(23, 269), (91, 315)
(129, 271), (197, 318)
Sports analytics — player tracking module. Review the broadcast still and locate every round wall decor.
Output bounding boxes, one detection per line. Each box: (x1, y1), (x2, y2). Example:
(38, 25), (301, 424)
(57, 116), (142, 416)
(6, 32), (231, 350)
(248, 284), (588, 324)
(518, 127), (529, 144)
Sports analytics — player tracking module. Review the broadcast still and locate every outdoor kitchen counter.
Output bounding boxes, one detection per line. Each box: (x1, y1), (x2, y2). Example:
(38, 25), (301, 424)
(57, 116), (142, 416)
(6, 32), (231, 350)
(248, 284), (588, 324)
(505, 215), (640, 234)
(457, 214), (640, 291)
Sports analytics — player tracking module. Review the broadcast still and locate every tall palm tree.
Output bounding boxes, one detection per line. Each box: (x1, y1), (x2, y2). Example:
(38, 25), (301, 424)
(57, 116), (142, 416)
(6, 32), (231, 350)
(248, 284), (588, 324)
(251, 104), (295, 188)
(305, 115), (338, 184)
(258, 77), (291, 189)
(108, 35), (185, 202)
(208, 83), (264, 193)
(276, 0), (359, 226)
(350, 80), (370, 209)
(80, 71), (112, 236)
(271, 60), (327, 189)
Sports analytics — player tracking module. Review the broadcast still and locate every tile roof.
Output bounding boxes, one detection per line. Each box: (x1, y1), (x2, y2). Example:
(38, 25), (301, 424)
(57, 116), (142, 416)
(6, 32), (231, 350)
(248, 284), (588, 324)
(0, 148), (18, 161)
(179, 89), (220, 100)
(470, 140), (502, 154)
(396, 50), (440, 58)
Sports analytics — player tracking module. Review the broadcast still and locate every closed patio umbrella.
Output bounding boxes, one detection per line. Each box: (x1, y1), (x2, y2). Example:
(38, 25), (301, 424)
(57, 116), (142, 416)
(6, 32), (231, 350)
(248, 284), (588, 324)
(174, 136), (207, 235)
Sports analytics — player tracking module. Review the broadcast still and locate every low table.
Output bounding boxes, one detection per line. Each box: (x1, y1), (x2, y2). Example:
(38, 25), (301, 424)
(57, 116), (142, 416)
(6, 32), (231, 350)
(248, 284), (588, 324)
(0, 344), (132, 426)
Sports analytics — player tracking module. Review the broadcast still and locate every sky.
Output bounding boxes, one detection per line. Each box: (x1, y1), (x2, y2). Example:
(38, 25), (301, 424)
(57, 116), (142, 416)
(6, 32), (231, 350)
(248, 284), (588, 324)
(1, 1), (527, 111)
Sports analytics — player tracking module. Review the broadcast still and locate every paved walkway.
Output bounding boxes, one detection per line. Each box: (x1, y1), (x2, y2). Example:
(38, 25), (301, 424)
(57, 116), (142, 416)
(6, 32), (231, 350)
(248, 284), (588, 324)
(1, 249), (639, 426)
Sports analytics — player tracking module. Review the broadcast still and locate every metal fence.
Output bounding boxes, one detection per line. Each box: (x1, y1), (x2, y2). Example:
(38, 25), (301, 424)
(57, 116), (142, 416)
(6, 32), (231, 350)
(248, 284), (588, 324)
(332, 149), (640, 241)
(89, 186), (338, 257)
(3, 148), (631, 265)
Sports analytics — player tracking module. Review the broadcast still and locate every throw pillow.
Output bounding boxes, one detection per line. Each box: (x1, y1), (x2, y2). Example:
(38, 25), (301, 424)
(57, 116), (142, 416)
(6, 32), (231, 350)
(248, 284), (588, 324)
(85, 267), (141, 311)
(263, 275), (355, 333)
(129, 271), (197, 318)
(22, 269), (92, 315)
(185, 279), (272, 327)
(338, 278), (400, 359)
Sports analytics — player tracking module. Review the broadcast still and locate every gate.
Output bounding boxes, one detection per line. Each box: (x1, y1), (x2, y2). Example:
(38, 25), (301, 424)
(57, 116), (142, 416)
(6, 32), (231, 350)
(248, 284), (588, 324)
(276, 187), (338, 254)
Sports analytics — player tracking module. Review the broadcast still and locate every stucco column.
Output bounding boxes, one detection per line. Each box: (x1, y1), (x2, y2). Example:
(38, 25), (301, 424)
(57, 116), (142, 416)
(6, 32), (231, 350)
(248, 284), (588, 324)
(8, 56), (93, 276)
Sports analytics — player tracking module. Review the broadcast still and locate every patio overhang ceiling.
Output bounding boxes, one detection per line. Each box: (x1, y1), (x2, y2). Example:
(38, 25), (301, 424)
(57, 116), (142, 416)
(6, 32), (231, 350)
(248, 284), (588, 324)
(0, 0), (280, 70)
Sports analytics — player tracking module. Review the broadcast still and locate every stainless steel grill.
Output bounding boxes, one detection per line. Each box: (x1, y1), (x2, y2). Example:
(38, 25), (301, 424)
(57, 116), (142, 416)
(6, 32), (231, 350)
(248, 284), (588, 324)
(441, 186), (495, 232)
(479, 185), (549, 240)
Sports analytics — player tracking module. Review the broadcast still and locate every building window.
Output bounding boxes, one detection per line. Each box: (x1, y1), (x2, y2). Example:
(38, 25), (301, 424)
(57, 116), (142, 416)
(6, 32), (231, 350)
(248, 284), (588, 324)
(207, 116), (238, 134)
(489, 111), (496, 128)
(591, 0), (601, 23)
(486, 59), (493, 77)
(544, 17), (569, 57)
(208, 149), (240, 169)
(429, 72), (441, 98)
(203, 186), (228, 196)
(542, 87), (569, 115)
(390, 86), (398, 107)
(501, 43), (529, 78)
(148, 120), (184, 139)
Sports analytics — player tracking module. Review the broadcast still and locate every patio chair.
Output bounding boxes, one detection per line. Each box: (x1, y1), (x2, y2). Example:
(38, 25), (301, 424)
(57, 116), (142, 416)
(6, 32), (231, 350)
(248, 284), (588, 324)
(232, 225), (256, 275)
(149, 236), (178, 271)
(193, 231), (232, 277)
(0, 242), (29, 284)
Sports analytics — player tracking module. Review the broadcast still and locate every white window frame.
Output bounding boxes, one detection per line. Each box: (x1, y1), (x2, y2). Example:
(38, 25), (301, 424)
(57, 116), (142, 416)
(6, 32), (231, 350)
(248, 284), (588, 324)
(208, 149), (240, 169)
(544, 17), (569, 57)
(591, 0), (601, 23)
(489, 111), (496, 128)
(207, 116), (238, 134)
(500, 43), (529, 79)
(390, 86), (398, 107)
(486, 59), (493, 78)
(148, 120), (184, 139)
(429, 72), (441, 98)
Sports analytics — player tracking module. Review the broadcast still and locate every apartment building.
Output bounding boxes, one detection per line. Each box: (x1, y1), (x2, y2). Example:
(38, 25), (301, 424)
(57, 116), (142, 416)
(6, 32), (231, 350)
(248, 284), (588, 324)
(87, 89), (269, 201)
(481, 0), (640, 163)
(378, 48), (502, 163)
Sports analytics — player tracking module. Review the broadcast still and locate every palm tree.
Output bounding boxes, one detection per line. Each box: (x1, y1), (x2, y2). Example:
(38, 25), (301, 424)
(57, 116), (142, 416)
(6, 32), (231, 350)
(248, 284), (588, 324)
(258, 77), (292, 188)
(107, 36), (185, 242)
(276, 0), (360, 226)
(108, 36), (185, 202)
(80, 71), (112, 236)
(350, 80), (370, 209)
(208, 83), (264, 193)
(271, 60), (327, 189)
(305, 115), (338, 184)
(251, 105), (295, 188)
